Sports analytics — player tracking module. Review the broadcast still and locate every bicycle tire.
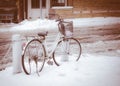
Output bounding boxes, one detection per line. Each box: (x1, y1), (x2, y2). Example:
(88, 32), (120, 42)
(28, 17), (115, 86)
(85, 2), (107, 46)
(53, 37), (82, 66)
(22, 39), (46, 75)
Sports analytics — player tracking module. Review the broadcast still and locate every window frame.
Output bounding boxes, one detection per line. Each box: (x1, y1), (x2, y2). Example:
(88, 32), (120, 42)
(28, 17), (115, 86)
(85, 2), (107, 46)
(31, 0), (46, 9)
(51, 0), (68, 7)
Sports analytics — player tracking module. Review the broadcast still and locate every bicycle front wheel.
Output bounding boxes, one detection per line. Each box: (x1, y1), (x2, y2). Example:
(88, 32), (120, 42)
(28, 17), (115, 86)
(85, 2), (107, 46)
(53, 38), (82, 66)
(22, 39), (46, 75)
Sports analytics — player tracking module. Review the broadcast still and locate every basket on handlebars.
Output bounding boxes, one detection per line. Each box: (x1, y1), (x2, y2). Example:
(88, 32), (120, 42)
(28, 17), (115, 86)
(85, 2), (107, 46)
(58, 21), (73, 37)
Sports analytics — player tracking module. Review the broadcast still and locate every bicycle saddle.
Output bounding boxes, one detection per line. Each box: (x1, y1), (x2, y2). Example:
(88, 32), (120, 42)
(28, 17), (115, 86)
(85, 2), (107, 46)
(38, 31), (48, 37)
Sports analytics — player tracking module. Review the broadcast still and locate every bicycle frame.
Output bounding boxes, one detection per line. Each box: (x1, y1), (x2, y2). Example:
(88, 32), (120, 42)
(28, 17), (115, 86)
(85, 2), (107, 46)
(42, 32), (62, 59)
(41, 19), (73, 60)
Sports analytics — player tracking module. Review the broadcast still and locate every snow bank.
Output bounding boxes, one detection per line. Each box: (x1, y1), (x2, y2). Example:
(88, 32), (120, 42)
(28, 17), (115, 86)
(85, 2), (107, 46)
(11, 17), (120, 32)
(0, 17), (120, 33)
(68, 17), (120, 27)
(11, 19), (58, 32)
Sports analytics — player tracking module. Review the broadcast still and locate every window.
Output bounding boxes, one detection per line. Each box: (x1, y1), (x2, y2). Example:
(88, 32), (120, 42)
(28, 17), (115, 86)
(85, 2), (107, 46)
(31, 0), (46, 8)
(51, 0), (67, 6)
(31, 0), (40, 8)
(58, 0), (65, 3)
(42, 0), (46, 8)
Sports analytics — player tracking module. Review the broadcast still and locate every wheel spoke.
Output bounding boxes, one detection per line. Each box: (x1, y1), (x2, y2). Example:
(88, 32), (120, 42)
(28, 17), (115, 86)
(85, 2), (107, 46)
(22, 39), (45, 75)
(53, 38), (81, 65)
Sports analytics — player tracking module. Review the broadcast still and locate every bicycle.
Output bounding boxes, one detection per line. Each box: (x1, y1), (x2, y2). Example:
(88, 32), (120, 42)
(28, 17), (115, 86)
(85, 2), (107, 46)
(21, 17), (82, 75)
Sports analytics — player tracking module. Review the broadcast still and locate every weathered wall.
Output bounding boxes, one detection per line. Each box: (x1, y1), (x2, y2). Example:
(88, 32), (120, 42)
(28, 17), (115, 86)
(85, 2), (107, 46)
(52, 0), (120, 18)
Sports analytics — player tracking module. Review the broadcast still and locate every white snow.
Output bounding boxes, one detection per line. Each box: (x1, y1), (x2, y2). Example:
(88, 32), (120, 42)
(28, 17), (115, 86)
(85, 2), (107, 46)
(0, 17), (120, 33)
(13, 17), (120, 32)
(0, 54), (120, 86)
(11, 19), (58, 32)
(70, 17), (120, 27)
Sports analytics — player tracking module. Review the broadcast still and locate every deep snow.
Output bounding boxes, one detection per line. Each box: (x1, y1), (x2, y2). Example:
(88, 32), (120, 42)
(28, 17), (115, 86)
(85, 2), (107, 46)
(0, 54), (120, 86)
(11, 17), (120, 32)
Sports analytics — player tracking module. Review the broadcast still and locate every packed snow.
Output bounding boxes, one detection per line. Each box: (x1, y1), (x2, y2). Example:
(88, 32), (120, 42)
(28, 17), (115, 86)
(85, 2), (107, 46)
(0, 54), (120, 86)
(0, 17), (120, 86)
(0, 17), (120, 33)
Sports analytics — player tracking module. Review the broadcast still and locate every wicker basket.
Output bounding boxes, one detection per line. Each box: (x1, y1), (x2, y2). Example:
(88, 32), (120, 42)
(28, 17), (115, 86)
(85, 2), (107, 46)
(58, 21), (73, 37)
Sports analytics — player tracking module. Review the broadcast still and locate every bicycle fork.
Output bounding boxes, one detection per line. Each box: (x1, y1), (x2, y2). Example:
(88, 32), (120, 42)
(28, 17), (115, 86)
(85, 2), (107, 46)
(61, 39), (70, 61)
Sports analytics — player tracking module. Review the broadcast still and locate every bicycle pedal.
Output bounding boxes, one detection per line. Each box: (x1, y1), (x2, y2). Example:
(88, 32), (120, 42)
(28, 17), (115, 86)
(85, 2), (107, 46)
(47, 60), (53, 65)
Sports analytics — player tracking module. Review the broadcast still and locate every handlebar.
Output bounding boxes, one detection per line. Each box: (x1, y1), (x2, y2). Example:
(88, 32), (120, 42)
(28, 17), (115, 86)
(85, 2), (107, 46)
(54, 14), (71, 24)
(56, 18), (63, 22)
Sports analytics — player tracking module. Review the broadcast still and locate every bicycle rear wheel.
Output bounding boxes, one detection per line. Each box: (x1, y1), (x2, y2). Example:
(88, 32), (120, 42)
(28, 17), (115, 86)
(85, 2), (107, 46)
(22, 39), (46, 75)
(53, 38), (81, 66)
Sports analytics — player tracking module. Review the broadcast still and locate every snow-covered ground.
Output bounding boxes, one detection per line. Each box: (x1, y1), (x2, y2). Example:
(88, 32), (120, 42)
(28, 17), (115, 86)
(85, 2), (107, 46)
(0, 17), (120, 86)
(0, 54), (120, 86)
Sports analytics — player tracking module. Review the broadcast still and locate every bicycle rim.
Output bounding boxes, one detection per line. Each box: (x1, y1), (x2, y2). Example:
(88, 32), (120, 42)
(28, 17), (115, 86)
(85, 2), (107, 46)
(53, 38), (81, 66)
(22, 39), (46, 75)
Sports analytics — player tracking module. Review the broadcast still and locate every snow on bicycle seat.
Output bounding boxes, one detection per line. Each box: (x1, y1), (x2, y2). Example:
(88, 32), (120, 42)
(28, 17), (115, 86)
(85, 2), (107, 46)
(38, 31), (48, 37)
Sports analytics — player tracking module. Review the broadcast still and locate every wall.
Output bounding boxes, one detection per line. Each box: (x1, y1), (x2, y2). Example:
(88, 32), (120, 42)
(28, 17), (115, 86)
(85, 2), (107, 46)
(52, 0), (120, 19)
(0, 0), (17, 23)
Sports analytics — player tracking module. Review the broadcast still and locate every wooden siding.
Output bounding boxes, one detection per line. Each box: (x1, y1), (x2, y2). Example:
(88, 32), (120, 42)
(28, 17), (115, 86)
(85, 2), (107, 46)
(51, 0), (120, 19)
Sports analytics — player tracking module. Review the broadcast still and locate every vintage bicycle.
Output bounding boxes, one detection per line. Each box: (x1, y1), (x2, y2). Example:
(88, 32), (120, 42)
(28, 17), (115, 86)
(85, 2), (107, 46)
(22, 17), (82, 75)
